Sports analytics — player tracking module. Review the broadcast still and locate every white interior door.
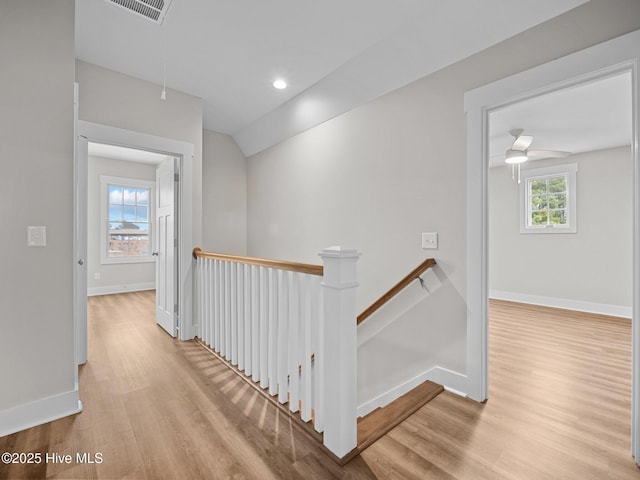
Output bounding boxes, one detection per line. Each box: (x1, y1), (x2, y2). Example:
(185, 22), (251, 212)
(155, 157), (177, 336)
(74, 134), (88, 365)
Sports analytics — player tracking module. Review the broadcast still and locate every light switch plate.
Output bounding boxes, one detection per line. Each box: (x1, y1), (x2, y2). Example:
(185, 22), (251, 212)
(28, 226), (47, 247)
(422, 232), (438, 249)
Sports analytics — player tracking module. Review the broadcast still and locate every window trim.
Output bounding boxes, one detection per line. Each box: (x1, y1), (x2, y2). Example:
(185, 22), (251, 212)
(519, 163), (577, 234)
(100, 175), (156, 264)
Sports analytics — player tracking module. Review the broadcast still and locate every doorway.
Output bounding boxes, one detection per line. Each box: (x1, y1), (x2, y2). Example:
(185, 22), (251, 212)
(487, 72), (632, 316)
(85, 143), (179, 338)
(74, 121), (195, 366)
(465, 30), (640, 461)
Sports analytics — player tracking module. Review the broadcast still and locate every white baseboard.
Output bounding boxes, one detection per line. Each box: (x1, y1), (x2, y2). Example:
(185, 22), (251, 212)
(357, 366), (467, 417)
(490, 290), (631, 319)
(88, 282), (155, 296)
(0, 390), (83, 437)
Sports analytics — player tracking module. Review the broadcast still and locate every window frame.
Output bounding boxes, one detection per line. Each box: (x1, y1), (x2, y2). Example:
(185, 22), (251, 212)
(519, 163), (577, 234)
(100, 175), (156, 264)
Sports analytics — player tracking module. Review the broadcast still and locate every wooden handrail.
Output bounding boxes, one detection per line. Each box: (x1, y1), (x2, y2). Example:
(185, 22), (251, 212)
(357, 258), (436, 325)
(192, 247), (324, 276)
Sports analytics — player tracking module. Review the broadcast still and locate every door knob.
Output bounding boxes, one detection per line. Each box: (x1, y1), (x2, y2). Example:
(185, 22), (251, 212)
(77, 259), (84, 265)
(152, 252), (159, 256)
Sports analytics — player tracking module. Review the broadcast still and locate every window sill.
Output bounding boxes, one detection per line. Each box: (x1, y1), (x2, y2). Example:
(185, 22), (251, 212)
(100, 256), (155, 265)
(520, 225), (577, 234)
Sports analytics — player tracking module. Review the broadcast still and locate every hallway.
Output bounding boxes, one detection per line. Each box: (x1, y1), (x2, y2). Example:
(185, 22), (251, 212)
(0, 292), (637, 478)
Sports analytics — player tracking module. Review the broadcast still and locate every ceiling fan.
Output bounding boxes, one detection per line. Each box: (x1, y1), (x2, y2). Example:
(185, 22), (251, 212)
(505, 128), (571, 182)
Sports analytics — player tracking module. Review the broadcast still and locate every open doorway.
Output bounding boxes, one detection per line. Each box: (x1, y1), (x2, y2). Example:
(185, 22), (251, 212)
(464, 30), (640, 462)
(74, 121), (195, 368)
(487, 72), (632, 316)
(85, 142), (178, 338)
(486, 71), (633, 462)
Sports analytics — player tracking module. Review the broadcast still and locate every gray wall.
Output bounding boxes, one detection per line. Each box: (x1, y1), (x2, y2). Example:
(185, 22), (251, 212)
(75, 60), (204, 249)
(202, 130), (247, 254)
(0, 0), (76, 411)
(246, 2), (640, 404)
(489, 147), (632, 315)
(87, 156), (156, 293)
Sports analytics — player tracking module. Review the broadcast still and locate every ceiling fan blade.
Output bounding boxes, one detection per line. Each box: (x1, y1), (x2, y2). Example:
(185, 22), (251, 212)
(527, 149), (571, 159)
(512, 135), (533, 151)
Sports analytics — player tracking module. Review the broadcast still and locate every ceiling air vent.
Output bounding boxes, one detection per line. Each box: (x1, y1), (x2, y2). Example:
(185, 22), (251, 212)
(107, 0), (173, 24)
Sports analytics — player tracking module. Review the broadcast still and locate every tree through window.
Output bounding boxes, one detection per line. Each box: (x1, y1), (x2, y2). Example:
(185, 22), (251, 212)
(520, 164), (577, 234)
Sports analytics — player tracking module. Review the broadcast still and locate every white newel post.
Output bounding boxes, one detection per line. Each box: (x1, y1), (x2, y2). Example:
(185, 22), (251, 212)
(319, 246), (360, 458)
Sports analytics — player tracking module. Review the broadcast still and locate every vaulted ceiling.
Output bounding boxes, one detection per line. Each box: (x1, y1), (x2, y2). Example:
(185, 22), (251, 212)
(76, 0), (604, 156)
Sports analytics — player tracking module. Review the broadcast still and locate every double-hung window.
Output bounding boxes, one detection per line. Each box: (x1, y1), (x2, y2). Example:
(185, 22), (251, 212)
(100, 175), (155, 264)
(519, 163), (577, 234)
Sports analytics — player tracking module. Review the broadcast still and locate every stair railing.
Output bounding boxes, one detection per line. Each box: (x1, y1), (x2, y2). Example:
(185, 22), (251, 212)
(357, 258), (436, 325)
(193, 246), (360, 459)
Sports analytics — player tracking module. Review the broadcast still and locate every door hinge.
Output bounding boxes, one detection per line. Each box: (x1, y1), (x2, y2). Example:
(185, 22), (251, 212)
(174, 173), (179, 182)
(174, 238), (178, 248)
(174, 303), (179, 314)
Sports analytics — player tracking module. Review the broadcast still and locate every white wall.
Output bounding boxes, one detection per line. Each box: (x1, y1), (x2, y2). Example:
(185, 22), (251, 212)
(75, 60), (203, 249)
(246, 2), (640, 404)
(202, 130), (247, 254)
(0, 0), (79, 429)
(87, 156), (156, 294)
(489, 147), (632, 316)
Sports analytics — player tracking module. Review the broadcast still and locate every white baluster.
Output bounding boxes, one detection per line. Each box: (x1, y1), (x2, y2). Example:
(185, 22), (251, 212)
(223, 261), (231, 360)
(195, 258), (201, 340)
(312, 274), (323, 432)
(288, 271), (300, 413)
(268, 268), (278, 396)
(243, 264), (252, 376)
(277, 269), (289, 403)
(202, 259), (207, 345)
(219, 261), (226, 357)
(202, 259), (213, 345)
(259, 267), (269, 388)
(251, 265), (260, 382)
(214, 260), (221, 352)
(300, 274), (312, 422)
(230, 262), (238, 366)
(237, 263), (245, 371)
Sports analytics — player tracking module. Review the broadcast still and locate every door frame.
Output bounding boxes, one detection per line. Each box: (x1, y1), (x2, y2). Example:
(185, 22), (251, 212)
(75, 121), (195, 345)
(465, 30), (640, 458)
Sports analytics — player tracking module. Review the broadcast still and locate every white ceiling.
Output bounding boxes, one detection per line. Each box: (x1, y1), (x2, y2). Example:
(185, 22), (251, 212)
(75, 0), (591, 155)
(489, 71), (633, 168)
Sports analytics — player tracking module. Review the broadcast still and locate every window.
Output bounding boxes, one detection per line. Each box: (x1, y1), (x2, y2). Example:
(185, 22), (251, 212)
(520, 164), (577, 234)
(101, 176), (155, 264)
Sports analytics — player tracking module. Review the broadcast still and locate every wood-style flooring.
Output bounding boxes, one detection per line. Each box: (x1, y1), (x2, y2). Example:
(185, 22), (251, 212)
(1, 292), (638, 479)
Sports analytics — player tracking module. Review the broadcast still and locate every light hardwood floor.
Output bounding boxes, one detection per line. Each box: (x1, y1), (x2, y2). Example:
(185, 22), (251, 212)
(1, 293), (638, 479)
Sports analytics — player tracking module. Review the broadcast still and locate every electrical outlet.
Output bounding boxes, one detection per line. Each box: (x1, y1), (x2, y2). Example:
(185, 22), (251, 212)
(422, 232), (438, 249)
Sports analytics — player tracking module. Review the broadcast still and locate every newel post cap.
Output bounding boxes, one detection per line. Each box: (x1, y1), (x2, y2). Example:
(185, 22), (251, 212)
(319, 246), (361, 289)
(318, 245), (361, 260)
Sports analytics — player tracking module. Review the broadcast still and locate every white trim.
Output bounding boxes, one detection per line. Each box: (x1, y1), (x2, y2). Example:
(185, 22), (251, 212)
(356, 366), (467, 417)
(443, 385), (468, 398)
(490, 290), (632, 319)
(465, 29), (640, 461)
(88, 282), (155, 297)
(0, 390), (82, 438)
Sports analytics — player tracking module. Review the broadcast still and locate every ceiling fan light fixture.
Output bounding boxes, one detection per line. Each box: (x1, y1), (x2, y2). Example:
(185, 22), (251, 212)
(505, 149), (528, 164)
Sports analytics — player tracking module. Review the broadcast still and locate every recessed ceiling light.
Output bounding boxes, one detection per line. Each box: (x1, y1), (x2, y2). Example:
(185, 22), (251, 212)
(273, 79), (287, 90)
